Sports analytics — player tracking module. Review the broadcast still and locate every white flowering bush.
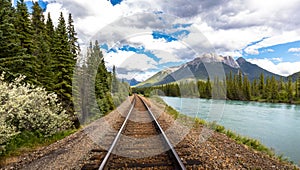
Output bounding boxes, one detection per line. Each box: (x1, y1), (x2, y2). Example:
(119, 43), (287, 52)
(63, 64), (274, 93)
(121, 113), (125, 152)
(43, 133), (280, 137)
(0, 73), (72, 147)
(0, 117), (18, 145)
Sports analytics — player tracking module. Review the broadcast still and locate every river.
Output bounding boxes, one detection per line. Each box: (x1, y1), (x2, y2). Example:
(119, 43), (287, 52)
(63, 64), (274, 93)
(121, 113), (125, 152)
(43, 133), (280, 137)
(160, 96), (300, 165)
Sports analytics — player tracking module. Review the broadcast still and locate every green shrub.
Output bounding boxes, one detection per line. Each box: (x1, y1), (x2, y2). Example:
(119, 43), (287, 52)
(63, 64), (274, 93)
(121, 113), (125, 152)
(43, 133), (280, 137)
(0, 73), (72, 153)
(194, 118), (206, 125)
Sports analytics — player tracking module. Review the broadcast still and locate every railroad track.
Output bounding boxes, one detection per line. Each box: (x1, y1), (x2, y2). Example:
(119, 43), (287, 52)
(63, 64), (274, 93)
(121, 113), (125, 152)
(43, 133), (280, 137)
(81, 94), (186, 170)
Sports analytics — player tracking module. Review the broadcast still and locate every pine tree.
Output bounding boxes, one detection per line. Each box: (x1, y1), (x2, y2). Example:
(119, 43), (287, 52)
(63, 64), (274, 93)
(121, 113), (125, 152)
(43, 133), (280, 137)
(0, 0), (20, 57)
(32, 2), (45, 34)
(270, 76), (278, 102)
(0, 0), (38, 83)
(243, 76), (251, 100)
(251, 79), (259, 97)
(232, 74), (238, 99)
(31, 2), (52, 87)
(278, 77), (284, 91)
(31, 1), (48, 58)
(67, 13), (80, 58)
(259, 73), (264, 97)
(226, 71), (233, 99)
(111, 65), (118, 93)
(237, 71), (243, 88)
(205, 77), (212, 98)
(40, 12), (56, 90)
(264, 77), (271, 99)
(52, 12), (75, 112)
(82, 41), (114, 120)
(236, 71), (244, 99)
(15, 0), (35, 55)
(287, 77), (293, 102)
(46, 13), (55, 41)
(296, 76), (300, 99)
(0, 0), (21, 66)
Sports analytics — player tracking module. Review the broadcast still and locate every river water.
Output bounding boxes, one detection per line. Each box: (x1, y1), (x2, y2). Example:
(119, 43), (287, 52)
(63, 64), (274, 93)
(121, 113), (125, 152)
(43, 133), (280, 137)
(160, 96), (300, 165)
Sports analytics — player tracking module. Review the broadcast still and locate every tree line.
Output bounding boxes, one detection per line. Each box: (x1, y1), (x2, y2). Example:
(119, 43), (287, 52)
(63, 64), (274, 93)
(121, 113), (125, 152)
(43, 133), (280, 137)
(73, 41), (115, 124)
(1, 0), (78, 112)
(0, 0), (117, 126)
(134, 72), (300, 104)
(226, 72), (300, 103)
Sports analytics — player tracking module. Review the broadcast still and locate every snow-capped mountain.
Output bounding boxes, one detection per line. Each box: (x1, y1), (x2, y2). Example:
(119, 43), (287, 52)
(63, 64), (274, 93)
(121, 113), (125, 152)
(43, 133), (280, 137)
(135, 53), (284, 87)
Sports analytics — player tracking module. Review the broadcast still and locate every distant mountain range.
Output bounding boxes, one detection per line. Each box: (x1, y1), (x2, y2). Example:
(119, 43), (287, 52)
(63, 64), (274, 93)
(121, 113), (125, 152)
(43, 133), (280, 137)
(236, 57), (282, 81)
(136, 53), (295, 87)
(288, 71), (300, 82)
(121, 78), (141, 86)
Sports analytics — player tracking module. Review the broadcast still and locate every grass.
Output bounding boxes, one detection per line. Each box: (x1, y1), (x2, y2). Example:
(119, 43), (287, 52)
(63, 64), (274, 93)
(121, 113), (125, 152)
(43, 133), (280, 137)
(0, 129), (78, 161)
(165, 105), (180, 119)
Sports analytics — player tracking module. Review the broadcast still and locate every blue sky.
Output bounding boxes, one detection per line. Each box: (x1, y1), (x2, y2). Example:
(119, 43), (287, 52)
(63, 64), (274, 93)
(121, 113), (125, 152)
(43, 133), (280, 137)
(244, 41), (300, 63)
(14, 0), (48, 12)
(16, 0), (300, 80)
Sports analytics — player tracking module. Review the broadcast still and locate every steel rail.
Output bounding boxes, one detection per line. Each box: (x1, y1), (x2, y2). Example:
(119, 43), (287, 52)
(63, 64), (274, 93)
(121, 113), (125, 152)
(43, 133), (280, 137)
(98, 96), (136, 170)
(99, 95), (186, 170)
(137, 95), (186, 170)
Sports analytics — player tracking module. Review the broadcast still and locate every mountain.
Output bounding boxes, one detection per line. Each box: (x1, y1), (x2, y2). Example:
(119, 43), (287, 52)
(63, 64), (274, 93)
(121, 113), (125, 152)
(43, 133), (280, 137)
(194, 53), (240, 68)
(135, 66), (180, 87)
(288, 71), (300, 81)
(236, 57), (283, 81)
(121, 78), (141, 86)
(136, 54), (287, 87)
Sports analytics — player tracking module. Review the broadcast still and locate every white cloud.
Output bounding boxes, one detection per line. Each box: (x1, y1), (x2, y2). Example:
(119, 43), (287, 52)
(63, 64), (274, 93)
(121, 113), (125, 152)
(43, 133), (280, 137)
(244, 48), (259, 55)
(104, 50), (159, 81)
(220, 51), (243, 58)
(43, 0), (300, 58)
(128, 35), (184, 52)
(288, 48), (300, 53)
(244, 31), (300, 55)
(44, 0), (130, 43)
(42, 0), (300, 79)
(248, 58), (300, 76)
(266, 49), (274, 53)
(127, 34), (189, 63)
(117, 71), (157, 82)
(271, 57), (282, 62)
(120, 54), (157, 71)
(104, 51), (157, 71)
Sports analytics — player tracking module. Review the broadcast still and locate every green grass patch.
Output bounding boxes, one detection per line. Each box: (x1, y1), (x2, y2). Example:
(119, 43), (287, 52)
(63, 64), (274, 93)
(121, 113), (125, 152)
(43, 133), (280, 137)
(0, 129), (77, 159)
(149, 96), (180, 119)
(165, 105), (180, 119)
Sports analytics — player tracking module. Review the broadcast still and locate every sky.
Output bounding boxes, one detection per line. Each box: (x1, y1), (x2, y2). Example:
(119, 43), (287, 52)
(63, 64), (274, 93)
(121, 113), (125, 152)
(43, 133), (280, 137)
(18, 0), (300, 81)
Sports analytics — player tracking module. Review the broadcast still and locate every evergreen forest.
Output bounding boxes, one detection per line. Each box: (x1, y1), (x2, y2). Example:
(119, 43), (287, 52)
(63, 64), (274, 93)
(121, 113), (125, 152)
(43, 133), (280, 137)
(134, 72), (300, 104)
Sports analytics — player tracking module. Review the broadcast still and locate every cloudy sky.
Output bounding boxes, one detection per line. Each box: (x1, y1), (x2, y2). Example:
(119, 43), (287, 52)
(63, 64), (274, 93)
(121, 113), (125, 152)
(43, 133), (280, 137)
(19, 0), (300, 81)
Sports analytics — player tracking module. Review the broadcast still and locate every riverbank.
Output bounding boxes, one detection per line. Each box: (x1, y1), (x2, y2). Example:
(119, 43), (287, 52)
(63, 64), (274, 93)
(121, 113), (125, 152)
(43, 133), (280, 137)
(161, 95), (300, 164)
(149, 96), (299, 169)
